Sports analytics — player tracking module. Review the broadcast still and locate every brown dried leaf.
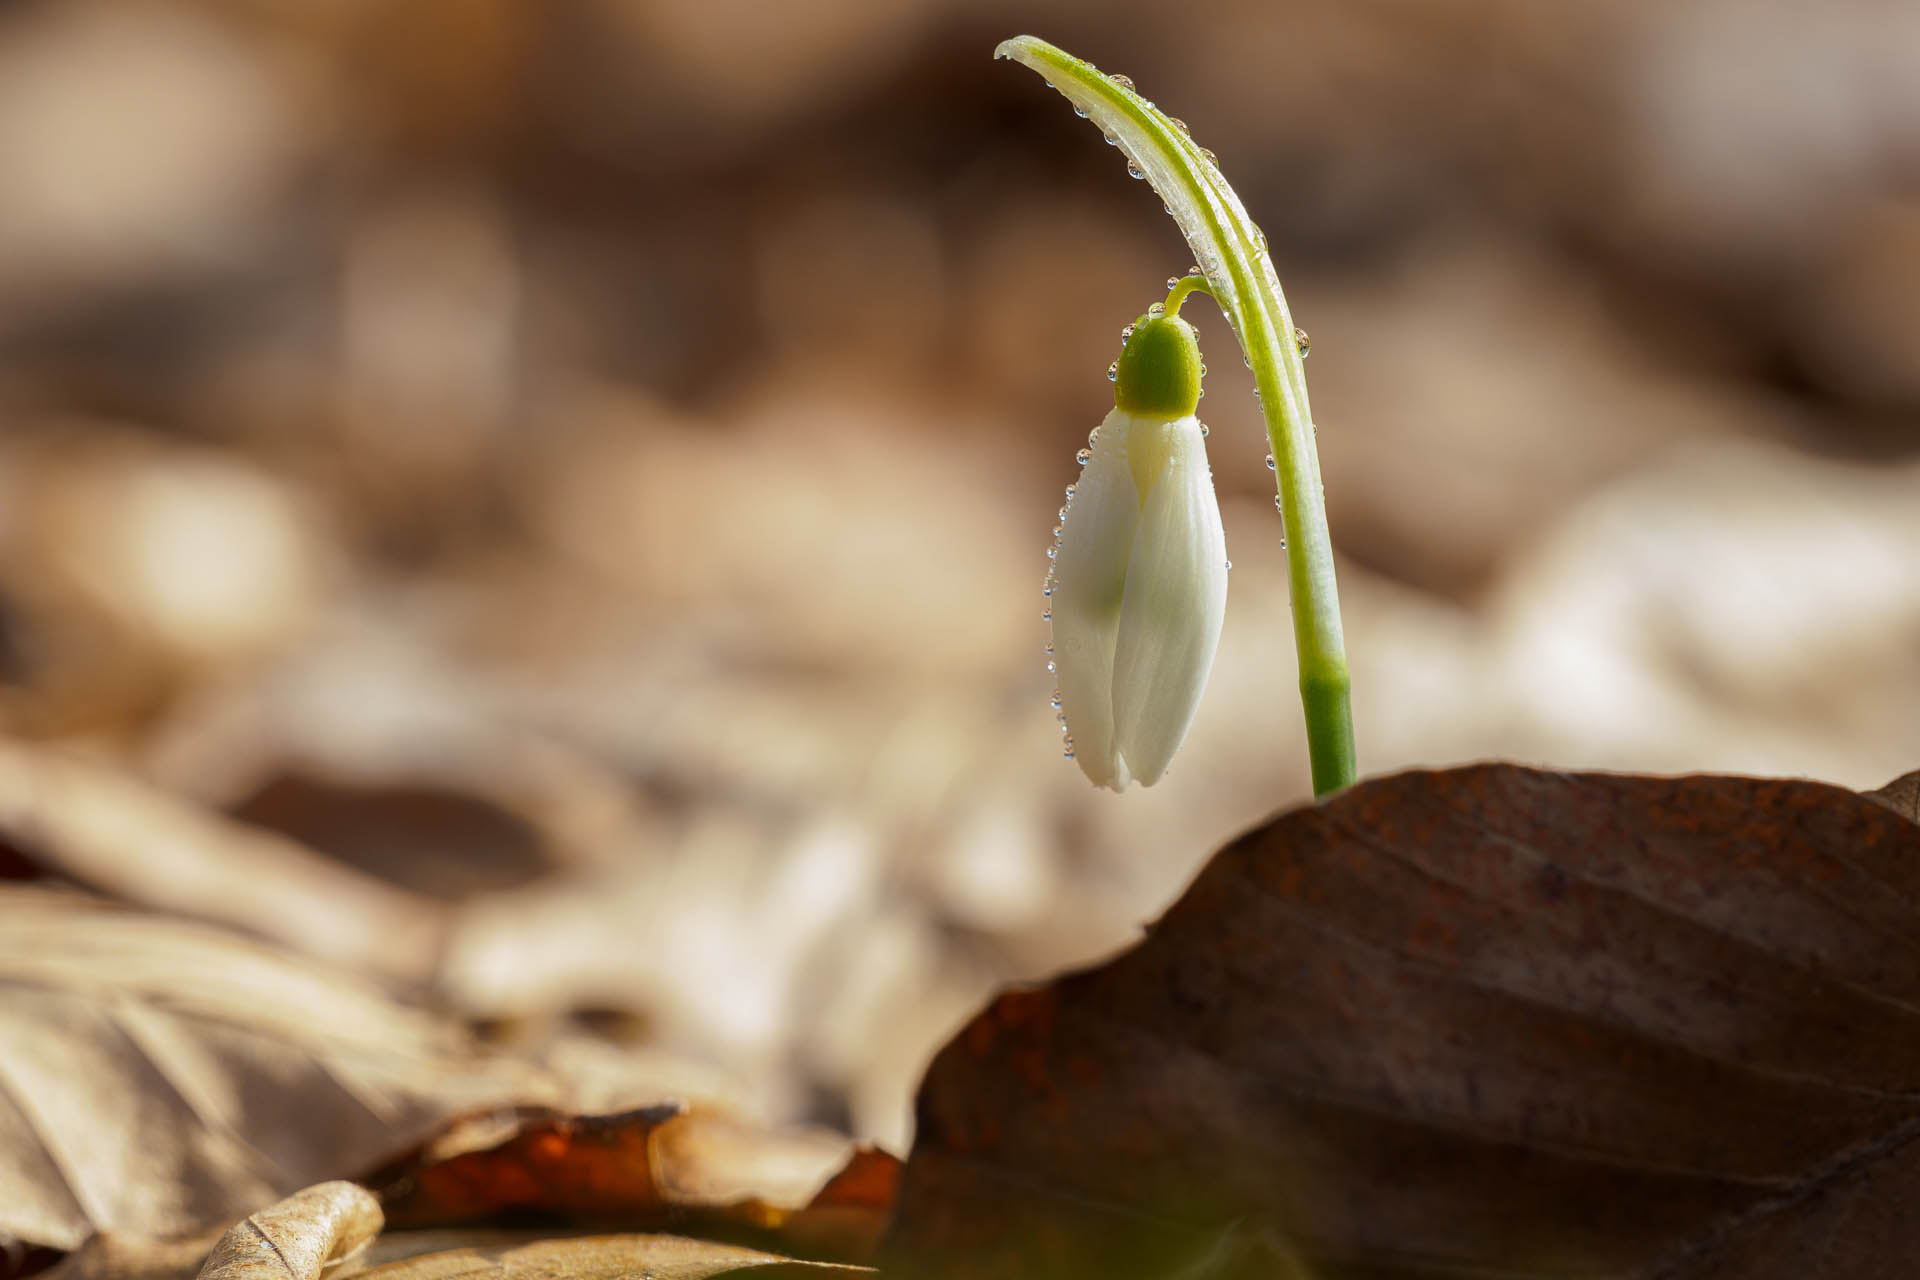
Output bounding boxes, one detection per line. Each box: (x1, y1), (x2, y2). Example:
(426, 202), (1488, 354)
(364, 1107), (889, 1265)
(0, 887), (553, 1253)
(1865, 768), (1920, 825)
(886, 764), (1920, 1278)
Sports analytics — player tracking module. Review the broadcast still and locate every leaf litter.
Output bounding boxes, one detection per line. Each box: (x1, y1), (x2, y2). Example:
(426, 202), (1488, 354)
(885, 763), (1920, 1278)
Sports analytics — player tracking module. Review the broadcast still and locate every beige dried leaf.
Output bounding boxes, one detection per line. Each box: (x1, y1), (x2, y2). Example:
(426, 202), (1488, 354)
(0, 887), (553, 1252)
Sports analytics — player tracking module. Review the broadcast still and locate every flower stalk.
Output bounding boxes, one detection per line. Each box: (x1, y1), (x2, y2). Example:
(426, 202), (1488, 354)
(998, 34), (1357, 796)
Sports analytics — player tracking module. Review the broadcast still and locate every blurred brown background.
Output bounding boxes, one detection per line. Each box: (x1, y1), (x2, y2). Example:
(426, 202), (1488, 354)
(3, 0), (1919, 1152)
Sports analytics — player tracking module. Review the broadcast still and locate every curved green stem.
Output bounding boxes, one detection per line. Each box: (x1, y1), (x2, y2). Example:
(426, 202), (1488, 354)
(1163, 273), (1211, 318)
(996, 34), (1356, 796)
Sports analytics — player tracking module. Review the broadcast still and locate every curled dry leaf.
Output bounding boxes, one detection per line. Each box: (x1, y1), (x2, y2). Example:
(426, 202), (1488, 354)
(196, 1184), (379, 1280)
(0, 887), (553, 1254)
(886, 764), (1920, 1278)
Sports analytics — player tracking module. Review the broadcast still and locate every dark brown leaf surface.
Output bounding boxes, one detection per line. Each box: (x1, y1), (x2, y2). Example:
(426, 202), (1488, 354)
(885, 764), (1920, 1278)
(0, 888), (551, 1252)
(1866, 769), (1920, 825)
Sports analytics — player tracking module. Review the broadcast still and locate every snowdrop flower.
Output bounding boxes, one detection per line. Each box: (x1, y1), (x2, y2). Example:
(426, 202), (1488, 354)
(1049, 312), (1227, 790)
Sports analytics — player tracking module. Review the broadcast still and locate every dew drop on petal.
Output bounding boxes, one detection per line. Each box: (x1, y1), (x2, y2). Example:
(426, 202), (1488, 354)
(1265, 453), (1276, 470)
(1146, 301), (1166, 317)
(1073, 105), (1088, 118)
(1103, 134), (1118, 146)
(1224, 559), (1232, 571)
(1120, 323), (1135, 341)
(1274, 494), (1284, 515)
(1168, 116), (1190, 134)
(1109, 73), (1134, 90)
(1075, 447), (1092, 465)
(1295, 327), (1311, 358)
(1126, 163), (1145, 180)
(1087, 427), (1101, 444)
(1042, 609), (1052, 620)
(1198, 422), (1209, 437)
(1199, 147), (1218, 165)
(1107, 360), (1120, 381)
(1065, 483), (1076, 495)
(1166, 275), (1182, 291)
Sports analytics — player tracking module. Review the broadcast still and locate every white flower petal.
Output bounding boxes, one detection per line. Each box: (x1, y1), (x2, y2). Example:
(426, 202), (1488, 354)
(1049, 408), (1138, 789)
(1109, 415), (1228, 786)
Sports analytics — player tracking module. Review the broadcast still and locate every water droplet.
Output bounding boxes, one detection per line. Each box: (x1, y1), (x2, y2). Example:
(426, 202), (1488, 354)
(1120, 323), (1135, 341)
(1042, 609), (1052, 620)
(1063, 749), (1076, 760)
(1053, 525), (1063, 537)
(1163, 203), (1174, 215)
(1046, 660), (1056, 673)
(1058, 506), (1069, 520)
(1047, 545), (1059, 558)
(1087, 427), (1101, 444)
(1265, 454), (1276, 470)
(1253, 388), (1262, 402)
(1103, 134), (1118, 147)
(1199, 147), (1218, 165)
(1110, 73), (1134, 90)
(1072, 105), (1088, 118)
(1243, 355), (1252, 369)
(1186, 264), (1200, 276)
(1046, 643), (1055, 654)
(1197, 387), (1205, 399)
(1107, 360), (1120, 381)
(1042, 585), (1053, 596)
(1166, 275), (1182, 290)
(1075, 447), (1092, 465)
(1146, 301), (1166, 317)
(1198, 422), (1210, 437)
(1294, 327), (1311, 358)
(1223, 559), (1233, 570)
(1126, 163), (1145, 180)
(1050, 694), (1062, 709)
(1199, 363), (1208, 375)
(1065, 483), (1076, 496)
(1274, 494), (1284, 515)
(1168, 116), (1190, 134)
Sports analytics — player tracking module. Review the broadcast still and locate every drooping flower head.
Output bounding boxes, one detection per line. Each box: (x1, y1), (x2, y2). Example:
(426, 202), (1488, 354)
(1048, 310), (1227, 790)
